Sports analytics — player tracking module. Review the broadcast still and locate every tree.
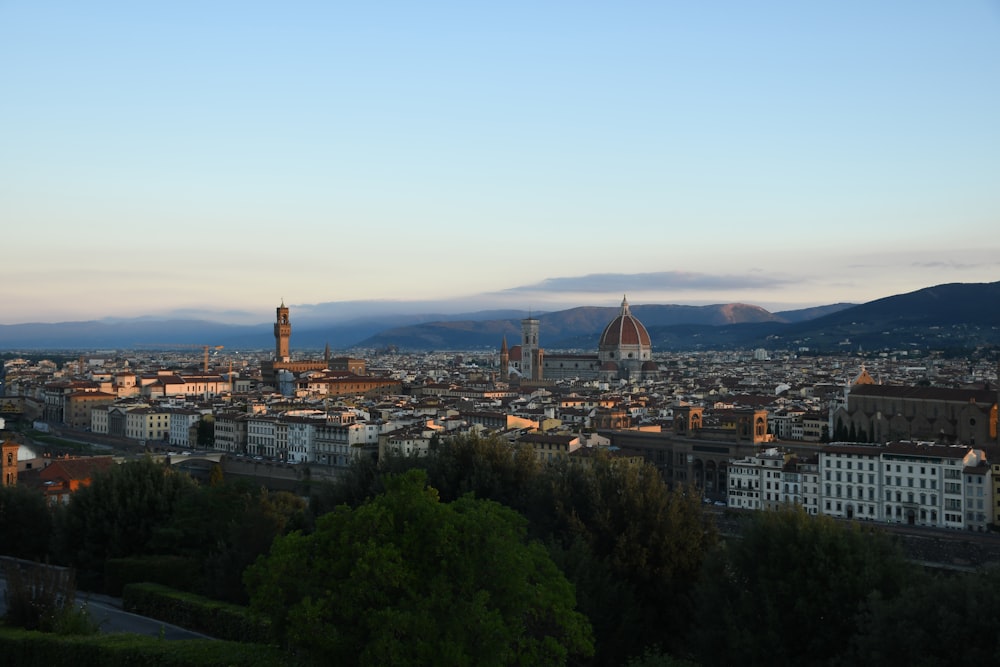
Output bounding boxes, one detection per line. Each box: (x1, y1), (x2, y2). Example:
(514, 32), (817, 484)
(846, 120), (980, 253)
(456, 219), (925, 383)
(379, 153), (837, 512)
(196, 418), (215, 448)
(0, 483), (52, 560)
(312, 433), (542, 514)
(690, 508), (913, 667)
(314, 436), (715, 664)
(147, 481), (309, 603)
(208, 463), (224, 487)
(539, 454), (716, 661)
(245, 469), (593, 666)
(844, 567), (1000, 666)
(54, 457), (197, 585)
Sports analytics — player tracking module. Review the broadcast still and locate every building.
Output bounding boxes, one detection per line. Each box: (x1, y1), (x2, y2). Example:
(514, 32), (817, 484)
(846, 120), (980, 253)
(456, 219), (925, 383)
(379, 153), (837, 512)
(2, 440), (18, 487)
(518, 432), (581, 462)
(260, 301), (366, 386)
(521, 316), (542, 382)
(832, 383), (998, 449)
(504, 296), (661, 384)
(608, 407), (770, 495)
(64, 391), (116, 429)
(727, 448), (786, 511)
(725, 440), (993, 531)
(25, 456), (116, 505)
(818, 443), (882, 521)
(214, 412), (249, 455)
(596, 296), (658, 383)
(124, 406), (172, 443)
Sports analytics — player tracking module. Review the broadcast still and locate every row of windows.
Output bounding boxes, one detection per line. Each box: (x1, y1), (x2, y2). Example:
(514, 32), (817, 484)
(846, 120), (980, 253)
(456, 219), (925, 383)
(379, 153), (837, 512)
(830, 459), (877, 471)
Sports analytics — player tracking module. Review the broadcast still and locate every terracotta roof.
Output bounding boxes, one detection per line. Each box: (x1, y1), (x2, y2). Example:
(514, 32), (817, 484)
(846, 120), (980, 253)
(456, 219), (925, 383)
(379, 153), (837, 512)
(40, 456), (115, 483)
(850, 384), (996, 404)
(598, 296), (651, 348)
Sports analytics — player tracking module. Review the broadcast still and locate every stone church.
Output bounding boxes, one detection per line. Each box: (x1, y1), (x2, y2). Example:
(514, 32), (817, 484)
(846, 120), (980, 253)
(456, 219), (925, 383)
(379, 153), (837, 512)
(502, 296), (660, 383)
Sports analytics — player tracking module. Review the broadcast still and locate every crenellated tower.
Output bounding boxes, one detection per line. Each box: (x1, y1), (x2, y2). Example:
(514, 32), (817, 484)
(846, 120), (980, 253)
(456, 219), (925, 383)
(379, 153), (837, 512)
(274, 301), (291, 362)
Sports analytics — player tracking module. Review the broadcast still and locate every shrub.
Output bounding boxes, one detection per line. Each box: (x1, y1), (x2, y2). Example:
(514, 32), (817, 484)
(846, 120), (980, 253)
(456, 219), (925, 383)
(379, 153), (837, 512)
(1, 560), (95, 635)
(122, 583), (271, 644)
(0, 626), (305, 666)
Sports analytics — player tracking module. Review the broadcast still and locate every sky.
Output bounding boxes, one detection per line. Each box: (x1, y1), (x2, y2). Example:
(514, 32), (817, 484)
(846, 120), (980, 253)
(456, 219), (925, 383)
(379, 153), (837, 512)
(2, 1), (999, 325)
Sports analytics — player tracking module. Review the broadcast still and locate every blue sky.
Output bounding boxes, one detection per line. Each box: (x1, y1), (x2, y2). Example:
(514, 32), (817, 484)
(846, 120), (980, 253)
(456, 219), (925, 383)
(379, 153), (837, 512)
(2, 1), (998, 324)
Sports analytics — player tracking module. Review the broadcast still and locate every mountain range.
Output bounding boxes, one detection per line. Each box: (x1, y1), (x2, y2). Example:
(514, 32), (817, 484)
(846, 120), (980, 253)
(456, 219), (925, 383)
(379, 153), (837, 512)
(1, 281), (998, 353)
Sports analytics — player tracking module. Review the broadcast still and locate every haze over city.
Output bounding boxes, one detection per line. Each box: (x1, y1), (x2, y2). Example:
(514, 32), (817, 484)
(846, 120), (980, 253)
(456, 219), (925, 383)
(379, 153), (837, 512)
(2, 2), (998, 325)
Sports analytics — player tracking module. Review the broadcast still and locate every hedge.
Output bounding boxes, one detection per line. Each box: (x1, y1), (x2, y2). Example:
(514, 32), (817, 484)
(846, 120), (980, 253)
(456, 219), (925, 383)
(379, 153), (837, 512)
(0, 626), (305, 667)
(122, 582), (272, 644)
(104, 555), (201, 597)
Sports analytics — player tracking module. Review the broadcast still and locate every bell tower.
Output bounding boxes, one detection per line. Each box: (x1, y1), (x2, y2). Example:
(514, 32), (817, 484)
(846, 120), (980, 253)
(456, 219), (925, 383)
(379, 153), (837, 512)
(274, 301), (291, 362)
(499, 336), (510, 380)
(2, 440), (18, 487)
(521, 315), (540, 381)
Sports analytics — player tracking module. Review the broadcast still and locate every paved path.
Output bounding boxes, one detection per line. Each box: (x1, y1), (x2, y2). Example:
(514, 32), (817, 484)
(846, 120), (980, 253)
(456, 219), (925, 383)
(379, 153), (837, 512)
(1, 574), (211, 640)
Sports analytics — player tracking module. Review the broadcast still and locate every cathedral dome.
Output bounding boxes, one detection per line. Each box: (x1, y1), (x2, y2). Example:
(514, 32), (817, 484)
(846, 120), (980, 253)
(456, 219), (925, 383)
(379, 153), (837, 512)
(599, 296), (651, 349)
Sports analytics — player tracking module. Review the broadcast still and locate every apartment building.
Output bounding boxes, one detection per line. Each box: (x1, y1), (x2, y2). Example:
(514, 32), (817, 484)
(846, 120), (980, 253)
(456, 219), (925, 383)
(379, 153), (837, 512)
(729, 441), (992, 531)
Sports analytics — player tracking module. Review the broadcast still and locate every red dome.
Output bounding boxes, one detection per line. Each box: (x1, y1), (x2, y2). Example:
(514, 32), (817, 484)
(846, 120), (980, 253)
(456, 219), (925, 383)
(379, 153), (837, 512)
(599, 297), (651, 348)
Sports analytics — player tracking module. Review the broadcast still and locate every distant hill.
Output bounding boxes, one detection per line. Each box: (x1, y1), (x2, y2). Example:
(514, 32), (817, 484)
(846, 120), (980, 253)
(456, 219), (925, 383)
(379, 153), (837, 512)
(0, 310), (537, 351)
(358, 302), (822, 351)
(640, 282), (1000, 353)
(749, 281), (1000, 352)
(358, 282), (1000, 352)
(773, 303), (855, 323)
(2, 281), (997, 352)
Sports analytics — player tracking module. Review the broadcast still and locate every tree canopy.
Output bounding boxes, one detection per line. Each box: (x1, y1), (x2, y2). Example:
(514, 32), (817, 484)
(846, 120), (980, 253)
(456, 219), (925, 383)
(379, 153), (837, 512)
(55, 457), (197, 579)
(245, 469), (594, 666)
(316, 433), (715, 665)
(0, 482), (52, 560)
(690, 508), (914, 667)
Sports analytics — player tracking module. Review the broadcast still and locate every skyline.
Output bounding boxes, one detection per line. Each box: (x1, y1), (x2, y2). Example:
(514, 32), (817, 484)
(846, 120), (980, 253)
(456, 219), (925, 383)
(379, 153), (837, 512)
(2, 2), (999, 326)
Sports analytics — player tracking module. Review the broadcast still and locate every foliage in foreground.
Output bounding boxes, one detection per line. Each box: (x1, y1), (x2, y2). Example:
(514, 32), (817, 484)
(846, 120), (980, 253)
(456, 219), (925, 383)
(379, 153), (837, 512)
(842, 565), (1000, 666)
(690, 508), (914, 667)
(123, 582), (271, 644)
(0, 626), (304, 667)
(50, 457), (307, 601)
(0, 483), (53, 560)
(246, 468), (594, 666)
(318, 434), (716, 664)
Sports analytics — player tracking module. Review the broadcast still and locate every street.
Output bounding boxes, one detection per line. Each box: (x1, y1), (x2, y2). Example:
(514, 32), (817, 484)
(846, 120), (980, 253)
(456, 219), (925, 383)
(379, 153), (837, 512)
(0, 573), (210, 640)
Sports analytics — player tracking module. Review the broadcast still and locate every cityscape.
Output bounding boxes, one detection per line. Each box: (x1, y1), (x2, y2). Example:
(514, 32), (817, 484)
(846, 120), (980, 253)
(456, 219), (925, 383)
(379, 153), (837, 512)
(4, 293), (1000, 527)
(2, 286), (1000, 664)
(3, 1), (1000, 664)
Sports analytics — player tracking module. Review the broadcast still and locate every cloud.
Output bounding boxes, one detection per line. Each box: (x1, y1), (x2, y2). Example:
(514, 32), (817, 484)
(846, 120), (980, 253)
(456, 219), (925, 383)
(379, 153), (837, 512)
(501, 271), (794, 294)
(911, 260), (1000, 270)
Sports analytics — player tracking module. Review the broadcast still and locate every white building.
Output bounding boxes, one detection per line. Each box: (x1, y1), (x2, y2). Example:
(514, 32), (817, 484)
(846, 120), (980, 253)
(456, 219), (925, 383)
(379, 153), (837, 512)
(247, 416), (279, 458)
(729, 441), (991, 531)
(168, 408), (206, 448)
(316, 420), (382, 467)
(728, 448), (786, 511)
(880, 441), (986, 530)
(819, 443), (883, 521)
